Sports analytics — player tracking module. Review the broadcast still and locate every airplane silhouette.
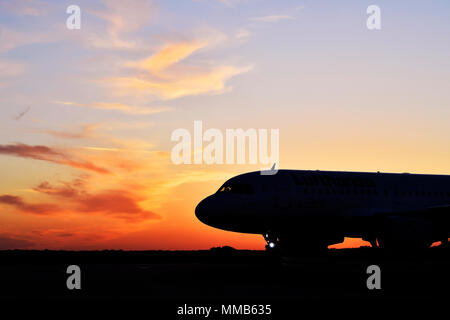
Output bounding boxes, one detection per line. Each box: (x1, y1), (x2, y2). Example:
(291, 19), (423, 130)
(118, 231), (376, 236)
(196, 170), (450, 251)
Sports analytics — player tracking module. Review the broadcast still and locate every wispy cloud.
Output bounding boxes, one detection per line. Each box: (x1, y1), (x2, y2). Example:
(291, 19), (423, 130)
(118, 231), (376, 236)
(105, 65), (251, 100)
(33, 180), (84, 198)
(0, 194), (60, 215)
(127, 42), (207, 74)
(0, 28), (52, 52)
(0, 143), (111, 174)
(103, 41), (251, 100)
(76, 189), (160, 222)
(32, 179), (160, 222)
(250, 15), (295, 23)
(0, 59), (26, 77)
(0, 0), (49, 17)
(1, 179), (160, 222)
(218, 0), (240, 8)
(96, 0), (155, 35)
(86, 0), (155, 50)
(236, 28), (251, 40)
(53, 100), (170, 115)
(40, 124), (98, 139)
(0, 235), (34, 250)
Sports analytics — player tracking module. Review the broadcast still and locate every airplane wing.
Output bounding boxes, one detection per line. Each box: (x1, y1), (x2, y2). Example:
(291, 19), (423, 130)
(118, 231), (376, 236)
(379, 204), (450, 220)
(373, 205), (450, 240)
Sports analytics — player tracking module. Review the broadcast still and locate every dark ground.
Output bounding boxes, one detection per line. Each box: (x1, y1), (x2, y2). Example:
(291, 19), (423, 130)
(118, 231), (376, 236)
(0, 246), (448, 316)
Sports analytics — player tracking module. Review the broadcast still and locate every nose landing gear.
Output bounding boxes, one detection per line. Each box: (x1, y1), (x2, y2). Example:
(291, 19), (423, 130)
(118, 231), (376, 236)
(263, 232), (280, 251)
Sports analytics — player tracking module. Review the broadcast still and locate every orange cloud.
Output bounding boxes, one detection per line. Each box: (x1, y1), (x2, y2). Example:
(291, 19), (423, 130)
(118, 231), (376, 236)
(1, 176), (160, 224)
(128, 42), (207, 74)
(32, 179), (160, 222)
(33, 180), (84, 198)
(0, 143), (111, 174)
(0, 235), (34, 250)
(0, 194), (59, 215)
(76, 190), (160, 222)
(93, 102), (170, 114)
(0, 143), (58, 158)
(106, 65), (251, 100)
(103, 40), (251, 100)
(41, 124), (98, 139)
(53, 100), (170, 115)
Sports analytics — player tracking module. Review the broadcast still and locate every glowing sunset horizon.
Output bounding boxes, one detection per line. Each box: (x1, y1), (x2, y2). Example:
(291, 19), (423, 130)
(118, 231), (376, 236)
(1, 0), (449, 250)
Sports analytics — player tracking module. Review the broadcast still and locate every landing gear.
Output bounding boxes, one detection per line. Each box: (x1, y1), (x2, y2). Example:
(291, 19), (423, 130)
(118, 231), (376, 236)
(263, 232), (280, 251)
(374, 217), (434, 251)
(363, 234), (379, 248)
(368, 235), (379, 248)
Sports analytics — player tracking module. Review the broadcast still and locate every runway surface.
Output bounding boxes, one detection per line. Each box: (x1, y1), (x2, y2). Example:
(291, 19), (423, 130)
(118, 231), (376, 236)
(0, 247), (448, 316)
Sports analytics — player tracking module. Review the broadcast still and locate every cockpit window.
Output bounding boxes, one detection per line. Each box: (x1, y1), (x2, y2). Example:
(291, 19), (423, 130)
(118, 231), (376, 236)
(217, 183), (254, 194)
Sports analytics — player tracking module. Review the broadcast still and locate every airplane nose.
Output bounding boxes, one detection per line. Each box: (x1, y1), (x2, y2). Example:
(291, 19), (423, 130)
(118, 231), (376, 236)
(195, 195), (224, 227)
(195, 194), (244, 232)
(195, 197), (210, 224)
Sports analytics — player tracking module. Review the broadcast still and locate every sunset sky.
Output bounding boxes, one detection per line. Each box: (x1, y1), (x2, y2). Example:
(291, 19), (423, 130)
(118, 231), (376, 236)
(0, 0), (449, 250)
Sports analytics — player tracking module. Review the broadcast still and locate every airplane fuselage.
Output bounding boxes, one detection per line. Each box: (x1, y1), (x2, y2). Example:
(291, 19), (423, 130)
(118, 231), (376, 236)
(195, 170), (450, 249)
